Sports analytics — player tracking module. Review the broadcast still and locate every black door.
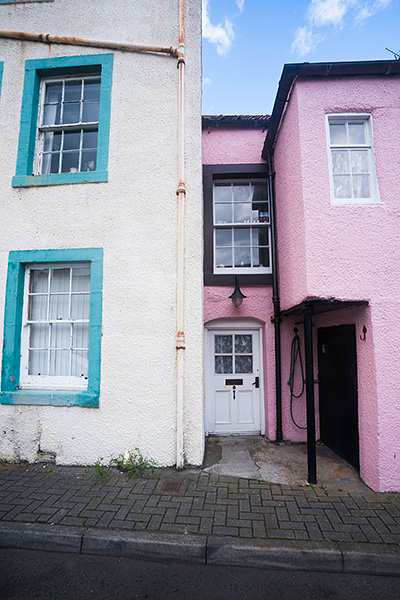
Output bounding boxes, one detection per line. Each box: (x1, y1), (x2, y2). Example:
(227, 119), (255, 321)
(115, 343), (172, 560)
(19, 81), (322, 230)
(317, 324), (359, 470)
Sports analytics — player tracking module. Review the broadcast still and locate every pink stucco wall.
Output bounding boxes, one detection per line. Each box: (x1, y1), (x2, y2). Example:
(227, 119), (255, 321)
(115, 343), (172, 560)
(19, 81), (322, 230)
(203, 127), (266, 165)
(204, 286), (276, 438)
(202, 125), (276, 438)
(274, 76), (400, 491)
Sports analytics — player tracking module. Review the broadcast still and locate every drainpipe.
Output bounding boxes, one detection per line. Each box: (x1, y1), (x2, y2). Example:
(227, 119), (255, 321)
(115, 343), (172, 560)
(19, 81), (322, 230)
(175, 0), (186, 469)
(0, 30), (178, 56)
(266, 151), (283, 443)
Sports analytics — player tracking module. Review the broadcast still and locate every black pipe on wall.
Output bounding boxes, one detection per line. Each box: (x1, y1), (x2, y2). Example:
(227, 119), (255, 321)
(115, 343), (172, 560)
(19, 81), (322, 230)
(266, 151), (283, 443)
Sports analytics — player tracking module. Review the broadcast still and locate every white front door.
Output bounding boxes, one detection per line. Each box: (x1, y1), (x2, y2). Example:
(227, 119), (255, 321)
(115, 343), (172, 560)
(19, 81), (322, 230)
(205, 325), (262, 434)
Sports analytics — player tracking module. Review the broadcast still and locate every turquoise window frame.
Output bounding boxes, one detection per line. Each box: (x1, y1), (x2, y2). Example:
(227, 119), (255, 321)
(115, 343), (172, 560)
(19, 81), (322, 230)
(0, 61), (3, 101)
(0, 248), (103, 407)
(12, 53), (113, 188)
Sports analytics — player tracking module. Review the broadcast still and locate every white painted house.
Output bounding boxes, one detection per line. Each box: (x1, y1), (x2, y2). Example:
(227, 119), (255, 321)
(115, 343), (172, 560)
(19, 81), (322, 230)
(0, 0), (204, 467)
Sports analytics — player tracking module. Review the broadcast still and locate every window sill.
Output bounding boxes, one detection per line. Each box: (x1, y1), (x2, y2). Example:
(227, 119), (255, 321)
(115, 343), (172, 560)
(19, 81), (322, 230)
(12, 171), (108, 188)
(0, 390), (99, 407)
(331, 197), (382, 206)
(204, 273), (273, 286)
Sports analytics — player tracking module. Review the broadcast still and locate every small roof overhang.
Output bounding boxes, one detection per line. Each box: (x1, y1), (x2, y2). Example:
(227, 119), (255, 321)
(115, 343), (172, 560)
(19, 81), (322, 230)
(280, 299), (369, 317)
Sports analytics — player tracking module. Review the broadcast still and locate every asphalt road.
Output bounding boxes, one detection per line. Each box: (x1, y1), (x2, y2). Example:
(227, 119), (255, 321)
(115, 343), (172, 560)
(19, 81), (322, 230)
(1, 548), (399, 600)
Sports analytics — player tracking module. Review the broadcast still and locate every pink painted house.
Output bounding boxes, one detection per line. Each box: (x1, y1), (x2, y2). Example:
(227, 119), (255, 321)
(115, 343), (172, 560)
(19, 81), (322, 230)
(203, 60), (400, 493)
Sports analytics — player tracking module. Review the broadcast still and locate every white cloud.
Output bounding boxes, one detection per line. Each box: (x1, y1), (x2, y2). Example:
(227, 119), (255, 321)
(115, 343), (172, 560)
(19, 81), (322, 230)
(308, 0), (355, 28)
(202, 0), (235, 56)
(236, 0), (245, 13)
(292, 26), (326, 56)
(203, 77), (212, 86)
(292, 0), (393, 57)
(356, 0), (392, 21)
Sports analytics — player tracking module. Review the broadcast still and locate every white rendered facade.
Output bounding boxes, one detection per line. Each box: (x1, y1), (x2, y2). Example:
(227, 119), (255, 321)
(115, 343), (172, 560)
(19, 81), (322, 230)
(0, 0), (204, 466)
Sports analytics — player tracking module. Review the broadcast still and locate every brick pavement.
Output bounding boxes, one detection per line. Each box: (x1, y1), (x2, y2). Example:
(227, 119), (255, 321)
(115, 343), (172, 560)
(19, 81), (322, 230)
(1, 463), (400, 545)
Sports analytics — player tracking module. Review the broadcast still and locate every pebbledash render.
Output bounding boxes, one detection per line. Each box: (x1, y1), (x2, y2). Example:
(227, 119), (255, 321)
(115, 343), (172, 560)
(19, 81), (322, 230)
(0, 0), (204, 468)
(203, 61), (400, 493)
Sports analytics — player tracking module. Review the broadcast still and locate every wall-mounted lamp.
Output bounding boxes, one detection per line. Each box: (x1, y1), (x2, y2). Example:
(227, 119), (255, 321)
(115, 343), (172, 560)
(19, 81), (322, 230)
(229, 276), (247, 308)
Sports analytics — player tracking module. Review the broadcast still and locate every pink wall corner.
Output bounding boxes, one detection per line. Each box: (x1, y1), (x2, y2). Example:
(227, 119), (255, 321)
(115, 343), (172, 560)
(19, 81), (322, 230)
(204, 286), (276, 439)
(203, 127), (267, 165)
(273, 86), (308, 310)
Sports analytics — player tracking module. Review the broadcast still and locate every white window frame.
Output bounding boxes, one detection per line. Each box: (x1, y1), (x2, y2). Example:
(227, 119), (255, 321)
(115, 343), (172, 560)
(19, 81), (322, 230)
(213, 179), (271, 275)
(34, 74), (100, 176)
(326, 113), (380, 205)
(20, 262), (91, 391)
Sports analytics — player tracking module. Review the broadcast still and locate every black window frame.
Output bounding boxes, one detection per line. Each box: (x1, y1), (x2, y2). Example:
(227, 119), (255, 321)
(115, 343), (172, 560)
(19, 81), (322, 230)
(203, 163), (273, 286)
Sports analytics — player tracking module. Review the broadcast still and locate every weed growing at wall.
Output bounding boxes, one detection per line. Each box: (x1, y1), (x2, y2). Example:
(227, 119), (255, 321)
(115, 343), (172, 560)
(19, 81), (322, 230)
(88, 457), (110, 480)
(111, 448), (158, 478)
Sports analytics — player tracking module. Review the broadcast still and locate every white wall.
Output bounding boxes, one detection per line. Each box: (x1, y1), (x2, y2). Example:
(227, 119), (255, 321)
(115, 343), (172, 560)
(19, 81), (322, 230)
(0, 0), (204, 466)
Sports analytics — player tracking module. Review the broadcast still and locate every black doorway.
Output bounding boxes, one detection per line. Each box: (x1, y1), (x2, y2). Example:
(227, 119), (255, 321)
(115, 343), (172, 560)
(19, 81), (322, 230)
(317, 324), (359, 470)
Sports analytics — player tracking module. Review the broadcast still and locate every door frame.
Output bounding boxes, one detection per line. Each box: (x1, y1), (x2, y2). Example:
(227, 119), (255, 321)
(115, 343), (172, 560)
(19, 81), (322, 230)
(204, 319), (265, 435)
(317, 324), (360, 470)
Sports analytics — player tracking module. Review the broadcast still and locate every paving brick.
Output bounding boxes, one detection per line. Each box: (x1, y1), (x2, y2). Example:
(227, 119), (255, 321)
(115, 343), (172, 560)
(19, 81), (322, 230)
(289, 514), (316, 523)
(295, 530), (310, 540)
(239, 512), (264, 521)
(213, 525), (239, 536)
(276, 506), (290, 521)
(192, 497), (204, 510)
(252, 520), (267, 538)
(160, 523), (186, 533)
(59, 516), (87, 526)
(350, 531), (368, 542)
(267, 528), (296, 540)
(199, 517), (213, 535)
(264, 513), (278, 529)
(367, 517), (390, 534)
(178, 503), (191, 517)
(97, 512), (115, 528)
(175, 516), (200, 526)
(250, 493), (262, 507)
(278, 521), (306, 531)
(359, 524), (383, 543)
(163, 508), (178, 523)
(325, 509), (343, 524)
(239, 499), (250, 512)
(239, 527), (253, 537)
(115, 506), (130, 520)
(323, 531), (353, 542)
(227, 505), (238, 520)
(147, 514), (163, 530)
(205, 491), (217, 504)
(126, 512), (151, 523)
(12, 513), (38, 522)
(227, 518), (252, 528)
(305, 522), (324, 540)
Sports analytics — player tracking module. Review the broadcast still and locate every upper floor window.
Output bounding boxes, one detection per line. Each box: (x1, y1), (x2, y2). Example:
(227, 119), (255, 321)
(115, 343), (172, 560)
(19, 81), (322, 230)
(213, 180), (270, 274)
(37, 76), (100, 175)
(327, 114), (380, 204)
(12, 53), (113, 188)
(203, 164), (272, 286)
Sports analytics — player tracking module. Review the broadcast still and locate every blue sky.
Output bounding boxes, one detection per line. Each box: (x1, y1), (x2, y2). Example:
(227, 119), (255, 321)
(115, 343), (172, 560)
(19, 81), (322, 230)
(202, 0), (400, 115)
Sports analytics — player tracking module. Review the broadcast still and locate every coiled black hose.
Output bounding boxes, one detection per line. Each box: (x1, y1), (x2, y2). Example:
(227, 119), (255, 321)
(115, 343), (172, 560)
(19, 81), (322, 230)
(288, 327), (307, 429)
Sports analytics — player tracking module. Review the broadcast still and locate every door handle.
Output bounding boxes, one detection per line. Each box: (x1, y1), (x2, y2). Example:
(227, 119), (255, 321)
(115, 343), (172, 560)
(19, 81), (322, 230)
(252, 377), (259, 388)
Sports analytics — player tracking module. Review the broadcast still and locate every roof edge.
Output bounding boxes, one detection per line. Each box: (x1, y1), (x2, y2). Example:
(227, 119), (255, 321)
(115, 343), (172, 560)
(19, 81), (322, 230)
(262, 59), (400, 158)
